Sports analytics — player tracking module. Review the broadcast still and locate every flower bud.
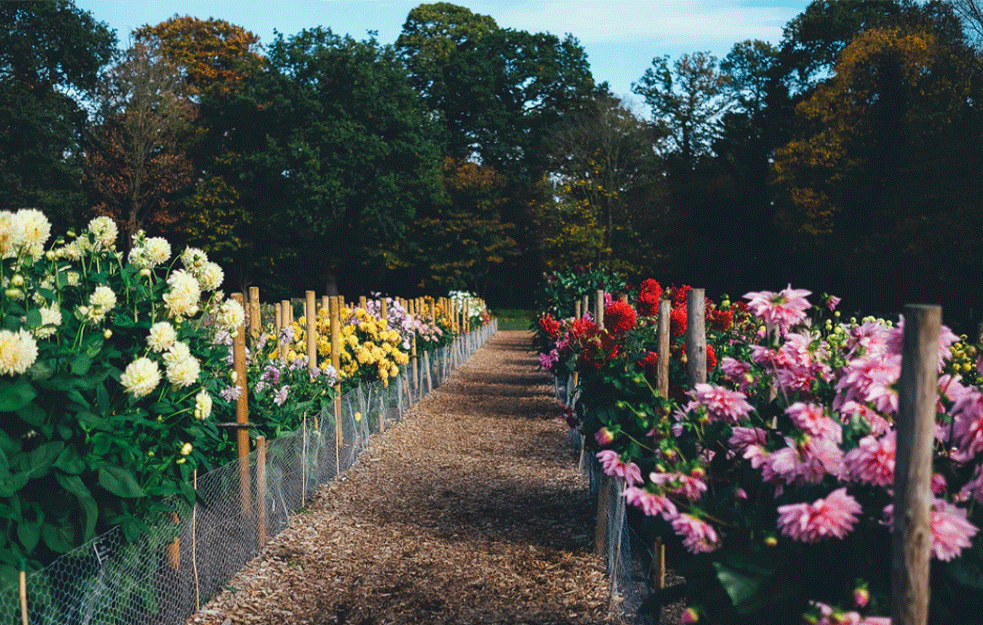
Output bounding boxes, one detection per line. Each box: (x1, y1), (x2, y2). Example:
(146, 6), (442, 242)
(11, 274), (24, 287)
(764, 535), (778, 547)
(853, 586), (869, 609)
(139, 268), (152, 278)
(180, 442), (193, 456)
(680, 607), (699, 624)
(594, 427), (615, 446)
(5, 288), (22, 300)
(104, 329), (112, 339)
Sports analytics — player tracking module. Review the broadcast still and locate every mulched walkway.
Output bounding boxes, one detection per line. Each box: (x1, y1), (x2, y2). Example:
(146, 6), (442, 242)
(185, 330), (626, 625)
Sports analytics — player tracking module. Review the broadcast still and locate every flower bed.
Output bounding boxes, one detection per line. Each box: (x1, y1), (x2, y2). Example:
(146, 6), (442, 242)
(535, 273), (983, 624)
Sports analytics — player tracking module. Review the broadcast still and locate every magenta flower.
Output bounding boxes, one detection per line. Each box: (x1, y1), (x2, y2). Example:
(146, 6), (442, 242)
(844, 431), (896, 487)
(595, 450), (643, 485)
(837, 400), (892, 436)
(623, 486), (677, 519)
(671, 513), (721, 553)
(742, 284), (812, 334)
(273, 385), (290, 407)
(776, 488), (861, 543)
(690, 383), (754, 423)
(952, 386), (983, 458)
(786, 402), (842, 443)
(930, 499), (979, 561)
(886, 316), (960, 372)
(834, 354), (901, 415)
(650, 471), (708, 501)
(825, 295), (842, 311)
(728, 426), (768, 458)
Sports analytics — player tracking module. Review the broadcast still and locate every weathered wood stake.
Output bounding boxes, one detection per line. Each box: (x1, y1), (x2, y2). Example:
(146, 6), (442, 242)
(256, 436), (267, 549)
(686, 288), (707, 385)
(657, 298), (671, 398)
(306, 291), (317, 375)
(232, 293), (251, 517)
(892, 304), (940, 625)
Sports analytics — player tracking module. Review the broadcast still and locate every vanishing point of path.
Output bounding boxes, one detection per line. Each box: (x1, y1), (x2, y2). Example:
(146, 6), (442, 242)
(185, 330), (624, 625)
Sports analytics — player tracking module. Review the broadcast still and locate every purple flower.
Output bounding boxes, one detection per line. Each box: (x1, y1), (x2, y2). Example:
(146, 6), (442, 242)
(273, 385), (290, 406)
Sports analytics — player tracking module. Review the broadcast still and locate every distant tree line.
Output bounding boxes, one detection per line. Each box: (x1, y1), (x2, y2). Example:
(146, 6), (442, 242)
(3, 0), (982, 329)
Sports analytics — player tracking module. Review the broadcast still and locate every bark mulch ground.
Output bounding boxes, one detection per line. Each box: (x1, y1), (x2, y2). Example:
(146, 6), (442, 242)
(185, 330), (627, 625)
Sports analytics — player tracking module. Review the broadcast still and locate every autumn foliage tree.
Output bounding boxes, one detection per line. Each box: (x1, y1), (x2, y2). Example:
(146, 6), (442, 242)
(86, 41), (196, 247)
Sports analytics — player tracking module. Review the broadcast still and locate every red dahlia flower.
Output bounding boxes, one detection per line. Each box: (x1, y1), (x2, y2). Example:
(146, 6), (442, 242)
(604, 300), (637, 334)
(538, 313), (561, 339)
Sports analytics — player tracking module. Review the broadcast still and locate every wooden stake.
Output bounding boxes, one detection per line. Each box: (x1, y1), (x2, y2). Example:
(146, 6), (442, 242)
(331, 297), (342, 475)
(596, 289), (605, 328)
(256, 436), (267, 549)
(232, 293), (251, 517)
(249, 286), (260, 340)
(657, 298), (671, 398)
(582, 295), (590, 320)
(301, 415), (308, 503)
(686, 288), (707, 385)
(280, 299), (292, 362)
(575, 300), (582, 319)
(19, 564), (27, 625)
(359, 295), (367, 310)
(306, 291), (317, 374)
(166, 511), (180, 570)
(892, 304), (940, 625)
(192, 469), (200, 611)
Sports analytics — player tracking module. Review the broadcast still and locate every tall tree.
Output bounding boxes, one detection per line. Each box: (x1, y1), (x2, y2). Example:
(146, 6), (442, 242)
(632, 51), (731, 165)
(235, 28), (444, 296)
(86, 41), (196, 247)
(132, 16), (266, 287)
(0, 0), (115, 232)
(772, 23), (983, 317)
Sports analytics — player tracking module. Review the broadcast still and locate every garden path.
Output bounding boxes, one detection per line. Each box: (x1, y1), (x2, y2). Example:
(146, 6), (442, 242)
(184, 330), (624, 625)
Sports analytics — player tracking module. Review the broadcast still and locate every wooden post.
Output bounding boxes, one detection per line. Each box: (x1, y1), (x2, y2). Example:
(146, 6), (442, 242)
(595, 289), (605, 329)
(249, 286), (260, 340)
(192, 469), (200, 610)
(410, 299), (419, 395)
(321, 295), (329, 312)
(892, 304), (940, 625)
(331, 297), (342, 475)
(306, 291), (317, 374)
(657, 298), (671, 398)
(686, 288), (707, 385)
(359, 295), (367, 310)
(301, 415), (308, 504)
(575, 299), (582, 319)
(166, 511), (180, 570)
(582, 295), (590, 320)
(19, 563), (27, 625)
(280, 299), (292, 362)
(380, 297), (388, 321)
(256, 436), (267, 549)
(275, 302), (282, 335)
(232, 293), (251, 517)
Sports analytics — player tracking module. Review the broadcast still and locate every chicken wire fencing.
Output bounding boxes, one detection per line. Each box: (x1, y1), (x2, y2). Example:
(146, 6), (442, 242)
(556, 371), (662, 625)
(1, 320), (497, 625)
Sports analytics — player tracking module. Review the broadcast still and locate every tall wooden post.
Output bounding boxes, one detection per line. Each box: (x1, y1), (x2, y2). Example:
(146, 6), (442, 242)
(232, 293), (251, 517)
(575, 300), (582, 319)
(595, 289), (605, 329)
(249, 286), (261, 341)
(331, 296), (342, 475)
(657, 298), (671, 398)
(582, 295), (590, 320)
(359, 295), (367, 310)
(892, 304), (940, 625)
(686, 288), (707, 385)
(280, 299), (292, 362)
(306, 291), (317, 374)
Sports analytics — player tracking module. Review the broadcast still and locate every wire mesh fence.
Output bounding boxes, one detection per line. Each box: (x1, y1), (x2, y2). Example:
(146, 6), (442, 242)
(558, 371), (660, 625)
(1, 321), (497, 625)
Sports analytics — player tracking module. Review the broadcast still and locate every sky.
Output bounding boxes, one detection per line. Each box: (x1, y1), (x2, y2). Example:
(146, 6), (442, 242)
(74, 0), (813, 113)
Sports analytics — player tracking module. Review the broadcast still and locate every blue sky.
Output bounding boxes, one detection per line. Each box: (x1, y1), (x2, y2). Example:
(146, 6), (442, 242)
(75, 0), (812, 113)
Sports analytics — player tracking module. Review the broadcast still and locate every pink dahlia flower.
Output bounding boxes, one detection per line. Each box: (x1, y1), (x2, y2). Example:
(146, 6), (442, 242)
(930, 499), (979, 561)
(787, 402), (842, 443)
(650, 471), (708, 501)
(671, 513), (721, 553)
(952, 386), (983, 458)
(690, 383), (754, 423)
(743, 284), (812, 334)
(595, 450), (642, 486)
(776, 488), (861, 543)
(844, 431), (896, 487)
(623, 486), (677, 519)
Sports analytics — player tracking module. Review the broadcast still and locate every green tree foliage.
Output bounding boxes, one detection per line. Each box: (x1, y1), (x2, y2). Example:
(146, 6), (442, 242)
(0, 0), (115, 233)
(231, 28), (444, 296)
(409, 158), (518, 295)
(772, 22), (983, 314)
(540, 94), (665, 273)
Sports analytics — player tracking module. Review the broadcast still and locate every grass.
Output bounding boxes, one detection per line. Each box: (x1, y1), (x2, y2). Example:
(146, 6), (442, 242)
(490, 308), (534, 332)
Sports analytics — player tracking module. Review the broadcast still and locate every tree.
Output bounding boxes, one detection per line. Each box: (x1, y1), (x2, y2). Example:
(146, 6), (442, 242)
(132, 16), (266, 286)
(772, 23), (983, 317)
(86, 42), (196, 247)
(408, 158), (518, 295)
(396, 2), (497, 103)
(134, 16), (264, 97)
(0, 0), (115, 232)
(543, 94), (664, 272)
(947, 0), (983, 45)
(233, 28), (444, 296)
(632, 51), (731, 165)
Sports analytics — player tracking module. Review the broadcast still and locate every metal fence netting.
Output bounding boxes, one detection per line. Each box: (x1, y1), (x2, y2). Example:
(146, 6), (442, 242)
(1, 321), (497, 625)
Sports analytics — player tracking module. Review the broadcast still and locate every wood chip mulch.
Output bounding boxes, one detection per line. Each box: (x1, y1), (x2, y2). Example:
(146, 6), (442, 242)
(185, 330), (628, 625)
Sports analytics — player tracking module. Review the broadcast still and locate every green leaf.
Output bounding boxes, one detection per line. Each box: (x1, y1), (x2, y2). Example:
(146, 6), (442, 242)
(713, 560), (764, 614)
(15, 402), (45, 427)
(17, 520), (40, 552)
(27, 442), (64, 477)
(96, 383), (110, 412)
(24, 308), (42, 329)
(57, 474), (97, 537)
(71, 353), (93, 376)
(0, 380), (37, 412)
(98, 465), (145, 498)
(42, 520), (76, 553)
(54, 446), (85, 474)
